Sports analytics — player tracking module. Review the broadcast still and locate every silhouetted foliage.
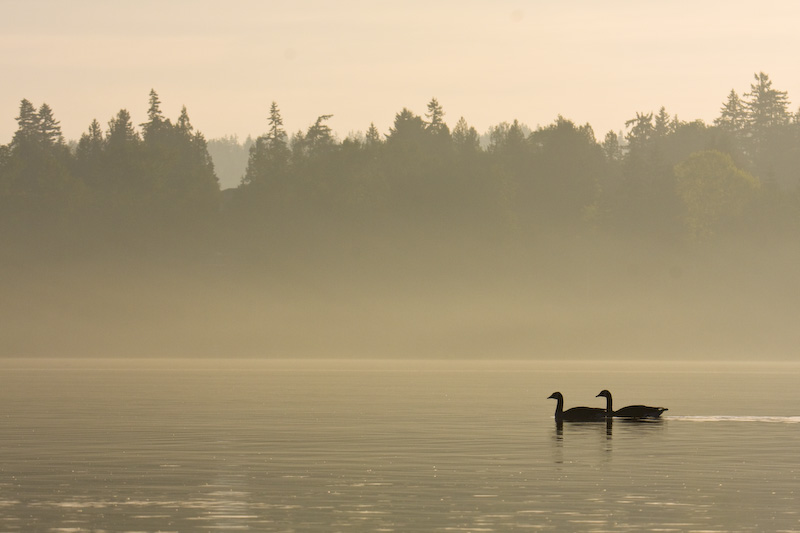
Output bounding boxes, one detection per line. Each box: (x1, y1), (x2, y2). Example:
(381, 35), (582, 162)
(1, 93), (219, 253)
(2, 75), (800, 263)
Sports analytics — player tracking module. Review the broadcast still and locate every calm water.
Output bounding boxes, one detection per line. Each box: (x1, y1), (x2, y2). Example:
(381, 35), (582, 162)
(0, 358), (799, 532)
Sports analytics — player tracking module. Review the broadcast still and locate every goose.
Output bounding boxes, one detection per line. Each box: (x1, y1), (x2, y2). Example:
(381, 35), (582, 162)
(548, 392), (606, 422)
(596, 390), (667, 419)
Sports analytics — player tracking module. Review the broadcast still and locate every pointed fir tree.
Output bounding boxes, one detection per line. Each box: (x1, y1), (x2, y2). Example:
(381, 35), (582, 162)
(305, 114), (334, 155)
(4, 100), (82, 226)
(142, 89), (169, 141)
(176, 105), (193, 135)
(489, 120), (526, 154)
(75, 119), (106, 188)
(12, 99), (41, 147)
(86, 119), (104, 144)
(104, 109), (141, 196)
(386, 108), (427, 150)
(267, 101), (288, 151)
(76, 119), (104, 159)
(107, 109), (138, 146)
(602, 130), (622, 162)
(242, 102), (290, 188)
(452, 116), (480, 153)
(654, 107), (672, 138)
(744, 72), (790, 131)
(37, 103), (64, 146)
(715, 89), (747, 134)
(624, 112), (654, 150)
(742, 72), (791, 162)
(425, 97), (450, 137)
(365, 123), (382, 147)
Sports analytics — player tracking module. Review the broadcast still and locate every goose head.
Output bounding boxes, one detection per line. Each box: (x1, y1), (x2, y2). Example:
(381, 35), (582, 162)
(548, 392), (563, 400)
(596, 390), (612, 399)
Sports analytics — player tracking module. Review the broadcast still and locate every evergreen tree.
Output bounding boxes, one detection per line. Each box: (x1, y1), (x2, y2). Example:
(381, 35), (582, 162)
(2, 100), (83, 232)
(602, 130), (622, 162)
(625, 112), (654, 150)
(425, 97), (450, 137)
(610, 110), (685, 240)
(12, 99), (40, 146)
(715, 89), (747, 134)
(305, 114), (335, 155)
(176, 106), (193, 134)
(452, 116), (480, 154)
(267, 101), (288, 151)
(82, 119), (104, 149)
(163, 106), (220, 226)
(654, 107), (672, 138)
(386, 108), (427, 146)
(488, 120), (526, 155)
(142, 89), (168, 140)
(38, 103), (64, 146)
(75, 119), (105, 188)
(242, 102), (290, 188)
(292, 115), (339, 213)
(383, 108), (436, 213)
(365, 123), (382, 147)
(528, 117), (604, 228)
(744, 72), (790, 132)
(289, 129), (306, 163)
(742, 73), (793, 184)
(107, 109), (139, 146)
(104, 108), (142, 203)
(485, 119), (531, 231)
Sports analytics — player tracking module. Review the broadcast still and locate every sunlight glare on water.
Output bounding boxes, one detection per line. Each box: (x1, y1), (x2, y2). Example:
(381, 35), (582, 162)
(0, 358), (799, 531)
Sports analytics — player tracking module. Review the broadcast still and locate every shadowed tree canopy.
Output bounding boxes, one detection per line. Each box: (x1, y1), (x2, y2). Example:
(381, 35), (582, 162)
(715, 89), (747, 135)
(675, 150), (760, 241)
(745, 72), (791, 133)
(425, 97), (450, 138)
(38, 103), (65, 147)
(452, 116), (480, 154)
(2, 76), (800, 260)
(527, 116), (605, 227)
(243, 101), (290, 191)
(12, 99), (41, 146)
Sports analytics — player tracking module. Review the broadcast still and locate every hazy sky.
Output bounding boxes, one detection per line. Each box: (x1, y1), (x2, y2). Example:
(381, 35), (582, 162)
(3, 0), (800, 143)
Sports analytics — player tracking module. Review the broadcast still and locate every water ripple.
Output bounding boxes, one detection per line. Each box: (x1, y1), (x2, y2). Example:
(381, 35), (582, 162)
(667, 416), (800, 423)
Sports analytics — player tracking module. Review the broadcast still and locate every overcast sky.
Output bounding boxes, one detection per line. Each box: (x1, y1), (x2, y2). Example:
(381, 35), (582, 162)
(2, 0), (799, 143)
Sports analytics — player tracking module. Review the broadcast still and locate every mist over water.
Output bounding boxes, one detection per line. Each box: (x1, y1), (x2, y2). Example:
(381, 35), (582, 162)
(3, 232), (799, 360)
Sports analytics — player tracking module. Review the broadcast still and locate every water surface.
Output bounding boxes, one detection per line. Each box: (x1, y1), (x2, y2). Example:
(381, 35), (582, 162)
(0, 358), (798, 531)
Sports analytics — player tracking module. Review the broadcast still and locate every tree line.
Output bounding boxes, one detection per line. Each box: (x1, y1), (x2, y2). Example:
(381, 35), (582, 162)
(2, 73), (799, 260)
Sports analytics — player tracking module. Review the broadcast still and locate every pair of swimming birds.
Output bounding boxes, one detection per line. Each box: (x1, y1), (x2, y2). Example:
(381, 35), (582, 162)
(549, 390), (667, 421)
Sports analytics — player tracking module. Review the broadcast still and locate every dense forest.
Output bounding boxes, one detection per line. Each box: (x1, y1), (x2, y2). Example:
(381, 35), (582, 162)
(2, 74), (799, 359)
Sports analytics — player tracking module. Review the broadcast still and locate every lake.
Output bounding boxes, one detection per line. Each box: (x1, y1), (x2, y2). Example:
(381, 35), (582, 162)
(0, 358), (799, 532)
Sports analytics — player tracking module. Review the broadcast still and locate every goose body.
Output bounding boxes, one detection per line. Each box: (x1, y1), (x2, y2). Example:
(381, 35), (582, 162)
(548, 392), (606, 422)
(596, 390), (667, 419)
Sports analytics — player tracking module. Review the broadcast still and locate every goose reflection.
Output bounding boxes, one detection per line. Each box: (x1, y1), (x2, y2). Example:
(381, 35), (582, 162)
(554, 416), (613, 437)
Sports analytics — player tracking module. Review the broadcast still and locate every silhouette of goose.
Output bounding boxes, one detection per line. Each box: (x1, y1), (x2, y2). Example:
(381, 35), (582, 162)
(548, 392), (606, 422)
(596, 390), (667, 419)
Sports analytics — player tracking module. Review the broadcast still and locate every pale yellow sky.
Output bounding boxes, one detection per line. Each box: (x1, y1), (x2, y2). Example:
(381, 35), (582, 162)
(2, 0), (799, 143)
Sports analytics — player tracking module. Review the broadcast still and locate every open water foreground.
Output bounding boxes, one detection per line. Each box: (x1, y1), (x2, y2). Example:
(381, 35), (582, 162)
(0, 358), (798, 532)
